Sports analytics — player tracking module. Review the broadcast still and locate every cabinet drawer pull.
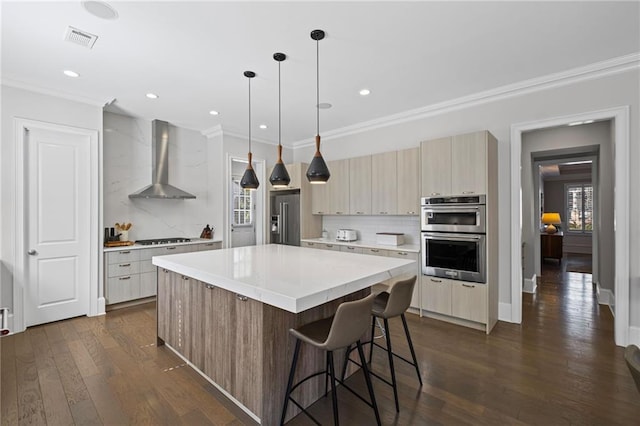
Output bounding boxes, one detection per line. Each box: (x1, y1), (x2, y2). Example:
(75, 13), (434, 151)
(326, 244), (334, 248)
(308, 242), (315, 246)
(336, 212), (344, 215)
(236, 294), (248, 302)
(347, 247), (355, 250)
(205, 284), (215, 290)
(182, 276), (189, 281)
(430, 278), (442, 283)
(166, 247), (177, 250)
(120, 251), (131, 254)
(204, 243), (214, 246)
(462, 283), (475, 288)
(397, 252), (408, 256)
(462, 191), (475, 194)
(119, 263), (131, 267)
(163, 269), (170, 273)
(430, 192), (440, 196)
(371, 249), (379, 253)
(407, 211), (415, 215)
(119, 276), (131, 281)
(317, 211), (325, 214)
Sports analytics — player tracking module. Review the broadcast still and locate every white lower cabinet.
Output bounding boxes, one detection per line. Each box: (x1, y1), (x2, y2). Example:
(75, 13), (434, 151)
(422, 275), (488, 325)
(105, 242), (221, 306)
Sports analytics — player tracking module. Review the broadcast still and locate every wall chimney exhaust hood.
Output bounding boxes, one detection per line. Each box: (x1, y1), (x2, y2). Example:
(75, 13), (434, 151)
(128, 120), (196, 199)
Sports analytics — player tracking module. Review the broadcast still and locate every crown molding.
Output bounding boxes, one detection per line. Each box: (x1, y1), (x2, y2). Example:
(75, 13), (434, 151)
(291, 52), (640, 149)
(1, 78), (115, 107)
(201, 124), (278, 146)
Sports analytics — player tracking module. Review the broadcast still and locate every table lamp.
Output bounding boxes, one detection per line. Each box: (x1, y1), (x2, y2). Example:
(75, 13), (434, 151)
(541, 212), (562, 234)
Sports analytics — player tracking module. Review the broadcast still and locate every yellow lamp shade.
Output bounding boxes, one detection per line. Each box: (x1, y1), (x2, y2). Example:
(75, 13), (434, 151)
(541, 212), (562, 234)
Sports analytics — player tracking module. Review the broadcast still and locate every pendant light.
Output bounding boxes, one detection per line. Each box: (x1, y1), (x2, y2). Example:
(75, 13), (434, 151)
(268, 52), (291, 188)
(306, 29), (330, 184)
(240, 71), (259, 190)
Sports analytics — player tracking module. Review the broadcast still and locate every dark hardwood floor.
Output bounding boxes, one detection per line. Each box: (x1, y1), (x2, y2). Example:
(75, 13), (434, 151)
(2, 256), (639, 425)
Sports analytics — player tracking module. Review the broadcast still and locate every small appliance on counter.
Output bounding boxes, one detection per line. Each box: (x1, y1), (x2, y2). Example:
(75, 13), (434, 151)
(200, 224), (215, 239)
(336, 229), (357, 242)
(376, 232), (404, 246)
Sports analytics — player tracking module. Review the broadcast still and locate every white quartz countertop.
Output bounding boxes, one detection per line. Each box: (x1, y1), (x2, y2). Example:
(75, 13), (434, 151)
(152, 244), (415, 313)
(103, 238), (222, 252)
(300, 238), (420, 253)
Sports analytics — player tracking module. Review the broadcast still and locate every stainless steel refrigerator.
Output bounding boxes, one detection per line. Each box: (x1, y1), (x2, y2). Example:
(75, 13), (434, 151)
(270, 191), (301, 246)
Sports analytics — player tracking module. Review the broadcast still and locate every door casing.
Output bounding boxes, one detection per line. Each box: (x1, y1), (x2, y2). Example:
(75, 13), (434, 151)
(13, 118), (102, 333)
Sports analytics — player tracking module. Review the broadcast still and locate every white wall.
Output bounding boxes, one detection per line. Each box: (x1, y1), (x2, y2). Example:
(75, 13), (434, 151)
(293, 68), (639, 325)
(1, 85), (103, 317)
(104, 112), (216, 240)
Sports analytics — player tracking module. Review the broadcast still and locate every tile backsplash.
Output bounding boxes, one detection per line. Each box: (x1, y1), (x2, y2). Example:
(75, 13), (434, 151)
(322, 215), (420, 245)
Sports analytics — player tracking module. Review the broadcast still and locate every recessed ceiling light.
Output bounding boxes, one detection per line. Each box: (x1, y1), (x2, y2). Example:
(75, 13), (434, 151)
(146, 93), (159, 99)
(568, 121), (583, 126)
(317, 103), (332, 109)
(82, 1), (118, 20)
(209, 110), (219, 116)
(583, 120), (594, 124)
(63, 70), (80, 78)
(259, 124), (268, 129)
(359, 89), (370, 96)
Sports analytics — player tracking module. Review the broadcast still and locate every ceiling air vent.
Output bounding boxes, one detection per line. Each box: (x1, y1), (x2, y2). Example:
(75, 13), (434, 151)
(64, 26), (98, 49)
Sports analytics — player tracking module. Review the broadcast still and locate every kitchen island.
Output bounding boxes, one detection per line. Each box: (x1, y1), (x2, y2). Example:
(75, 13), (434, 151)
(153, 244), (414, 425)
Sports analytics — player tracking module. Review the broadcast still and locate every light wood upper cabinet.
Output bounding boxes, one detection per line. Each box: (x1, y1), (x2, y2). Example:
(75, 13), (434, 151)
(312, 159), (350, 215)
(421, 137), (452, 196)
(421, 131), (489, 197)
(397, 147), (420, 215)
(349, 156), (372, 215)
(451, 132), (487, 195)
(267, 162), (302, 191)
(371, 151), (397, 215)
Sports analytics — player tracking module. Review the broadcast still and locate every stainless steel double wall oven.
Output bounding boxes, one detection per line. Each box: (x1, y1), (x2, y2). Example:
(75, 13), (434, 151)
(421, 195), (486, 283)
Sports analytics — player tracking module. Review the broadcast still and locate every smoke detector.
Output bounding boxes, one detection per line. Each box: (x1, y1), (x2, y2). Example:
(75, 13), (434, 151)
(64, 26), (98, 49)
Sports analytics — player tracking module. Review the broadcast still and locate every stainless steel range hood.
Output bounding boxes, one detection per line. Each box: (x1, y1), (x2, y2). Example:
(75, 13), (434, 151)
(129, 120), (196, 199)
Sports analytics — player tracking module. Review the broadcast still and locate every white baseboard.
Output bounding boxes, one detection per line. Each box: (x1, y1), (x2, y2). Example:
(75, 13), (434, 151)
(523, 274), (537, 294)
(499, 302), (514, 323)
(596, 282), (615, 315)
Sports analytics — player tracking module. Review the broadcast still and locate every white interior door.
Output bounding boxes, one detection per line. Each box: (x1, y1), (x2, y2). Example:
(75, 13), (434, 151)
(25, 127), (90, 326)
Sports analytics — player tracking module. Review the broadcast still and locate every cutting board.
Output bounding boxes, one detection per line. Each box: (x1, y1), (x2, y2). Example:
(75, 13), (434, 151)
(104, 241), (134, 247)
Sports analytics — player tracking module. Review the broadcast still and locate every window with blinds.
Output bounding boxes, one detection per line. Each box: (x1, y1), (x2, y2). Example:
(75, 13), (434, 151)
(566, 183), (593, 233)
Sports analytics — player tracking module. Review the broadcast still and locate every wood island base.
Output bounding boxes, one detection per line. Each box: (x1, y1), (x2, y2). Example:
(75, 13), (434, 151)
(156, 269), (370, 425)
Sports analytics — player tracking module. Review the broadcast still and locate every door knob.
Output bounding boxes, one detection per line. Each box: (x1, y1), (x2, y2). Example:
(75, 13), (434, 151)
(27, 249), (37, 255)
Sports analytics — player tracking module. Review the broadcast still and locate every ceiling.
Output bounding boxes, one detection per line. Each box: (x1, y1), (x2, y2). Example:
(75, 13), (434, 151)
(2, 1), (639, 147)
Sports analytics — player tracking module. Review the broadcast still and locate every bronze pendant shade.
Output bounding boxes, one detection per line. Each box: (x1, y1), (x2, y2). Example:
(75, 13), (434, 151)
(269, 52), (291, 188)
(306, 29), (330, 184)
(241, 71), (259, 190)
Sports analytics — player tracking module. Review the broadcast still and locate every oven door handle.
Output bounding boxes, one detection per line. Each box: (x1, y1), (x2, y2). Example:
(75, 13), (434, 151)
(422, 233), (483, 241)
(422, 206), (481, 212)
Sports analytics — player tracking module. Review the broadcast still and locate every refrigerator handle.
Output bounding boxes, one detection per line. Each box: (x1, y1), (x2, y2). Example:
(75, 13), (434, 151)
(282, 202), (288, 244)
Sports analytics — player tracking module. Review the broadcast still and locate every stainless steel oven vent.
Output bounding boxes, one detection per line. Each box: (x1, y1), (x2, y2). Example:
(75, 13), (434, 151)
(128, 120), (196, 199)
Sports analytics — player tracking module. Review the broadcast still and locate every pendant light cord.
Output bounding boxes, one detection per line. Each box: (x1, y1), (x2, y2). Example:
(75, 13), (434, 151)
(248, 75), (252, 154)
(316, 37), (320, 137)
(278, 59), (282, 147)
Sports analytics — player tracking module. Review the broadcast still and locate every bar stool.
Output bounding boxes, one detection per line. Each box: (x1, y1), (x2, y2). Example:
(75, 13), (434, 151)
(342, 276), (422, 412)
(280, 293), (381, 426)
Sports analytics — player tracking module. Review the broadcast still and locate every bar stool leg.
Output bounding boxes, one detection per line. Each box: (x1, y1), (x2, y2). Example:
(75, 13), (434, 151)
(368, 315), (376, 362)
(401, 313), (423, 386)
(280, 339), (301, 426)
(327, 351), (340, 426)
(340, 344), (352, 382)
(325, 351), (331, 396)
(383, 318), (400, 412)
(356, 339), (381, 426)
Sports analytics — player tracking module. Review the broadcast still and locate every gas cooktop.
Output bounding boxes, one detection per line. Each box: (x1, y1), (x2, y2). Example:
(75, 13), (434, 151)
(135, 237), (191, 246)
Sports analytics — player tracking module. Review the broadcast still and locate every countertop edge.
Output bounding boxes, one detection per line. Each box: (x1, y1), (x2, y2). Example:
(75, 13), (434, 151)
(104, 239), (223, 252)
(300, 238), (420, 253)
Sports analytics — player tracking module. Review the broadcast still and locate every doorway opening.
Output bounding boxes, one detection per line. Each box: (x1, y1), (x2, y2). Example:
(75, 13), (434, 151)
(227, 156), (266, 248)
(510, 106), (629, 346)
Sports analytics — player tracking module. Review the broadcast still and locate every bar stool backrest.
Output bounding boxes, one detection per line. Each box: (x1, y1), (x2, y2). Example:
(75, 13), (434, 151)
(625, 344), (640, 394)
(324, 293), (376, 351)
(382, 276), (417, 318)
